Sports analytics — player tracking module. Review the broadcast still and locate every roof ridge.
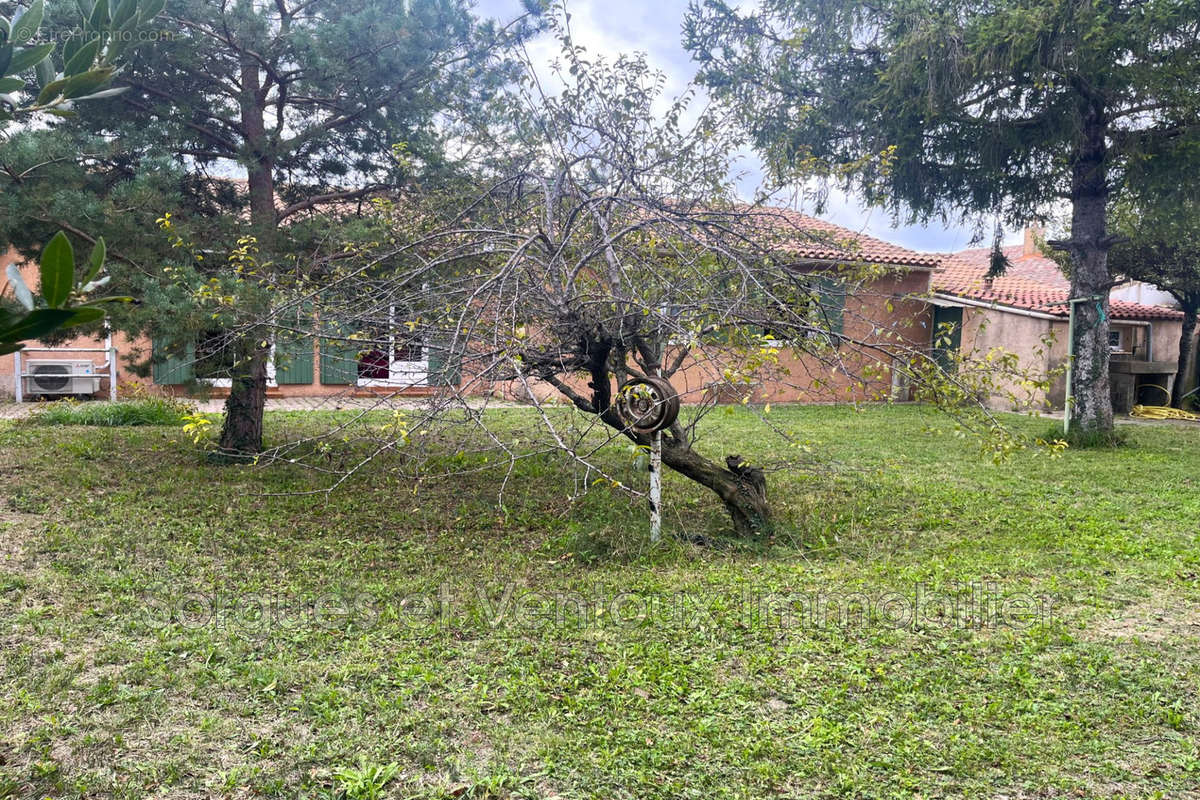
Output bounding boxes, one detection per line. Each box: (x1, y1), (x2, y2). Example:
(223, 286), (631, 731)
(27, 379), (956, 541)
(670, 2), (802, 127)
(747, 206), (943, 269)
(933, 248), (1183, 321)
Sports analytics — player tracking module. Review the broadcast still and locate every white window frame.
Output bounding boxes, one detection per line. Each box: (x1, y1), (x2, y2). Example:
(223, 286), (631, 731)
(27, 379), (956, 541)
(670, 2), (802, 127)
(356, 305), (429, 388)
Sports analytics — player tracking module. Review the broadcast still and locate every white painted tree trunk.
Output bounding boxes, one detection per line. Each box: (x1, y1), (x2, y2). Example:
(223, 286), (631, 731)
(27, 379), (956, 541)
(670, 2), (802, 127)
(649, 431), (662, 543)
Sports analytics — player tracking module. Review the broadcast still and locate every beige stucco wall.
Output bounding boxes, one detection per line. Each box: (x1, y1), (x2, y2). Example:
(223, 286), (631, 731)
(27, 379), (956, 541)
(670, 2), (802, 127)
(956, 304), (1190, 412)
(956, 306), (1067, 412)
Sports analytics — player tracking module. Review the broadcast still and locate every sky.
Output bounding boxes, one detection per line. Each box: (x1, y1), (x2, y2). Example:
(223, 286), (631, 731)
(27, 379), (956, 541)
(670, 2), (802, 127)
(472, 0), (1018, 255)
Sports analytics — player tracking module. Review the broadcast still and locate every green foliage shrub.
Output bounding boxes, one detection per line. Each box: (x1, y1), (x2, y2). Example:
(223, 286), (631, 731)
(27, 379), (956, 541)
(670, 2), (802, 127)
(25, 396), (195, 427)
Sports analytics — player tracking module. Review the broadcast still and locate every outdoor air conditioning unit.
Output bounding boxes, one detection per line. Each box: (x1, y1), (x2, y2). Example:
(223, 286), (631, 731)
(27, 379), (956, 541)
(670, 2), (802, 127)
(23, 359), (101, 397)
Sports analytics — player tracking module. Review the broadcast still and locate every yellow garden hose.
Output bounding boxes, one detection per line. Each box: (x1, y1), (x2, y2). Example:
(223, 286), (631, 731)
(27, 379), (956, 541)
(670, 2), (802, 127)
(1130, 404), (1200, 421)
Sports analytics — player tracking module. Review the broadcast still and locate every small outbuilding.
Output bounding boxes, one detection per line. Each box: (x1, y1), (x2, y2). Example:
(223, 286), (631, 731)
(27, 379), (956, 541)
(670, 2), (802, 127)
(932, 231), (1190, 412)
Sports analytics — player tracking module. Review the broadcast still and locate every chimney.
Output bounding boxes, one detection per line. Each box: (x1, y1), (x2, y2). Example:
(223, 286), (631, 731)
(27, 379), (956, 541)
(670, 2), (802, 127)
(1022, 225), (1045, 258)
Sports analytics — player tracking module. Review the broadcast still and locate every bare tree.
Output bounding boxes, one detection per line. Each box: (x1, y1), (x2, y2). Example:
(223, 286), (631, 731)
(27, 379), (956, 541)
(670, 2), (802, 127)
(247, 32), (1050, 537)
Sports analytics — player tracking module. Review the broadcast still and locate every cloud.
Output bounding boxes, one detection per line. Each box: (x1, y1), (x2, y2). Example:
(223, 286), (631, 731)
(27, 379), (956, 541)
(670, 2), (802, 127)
(471, 0), (1019, 252)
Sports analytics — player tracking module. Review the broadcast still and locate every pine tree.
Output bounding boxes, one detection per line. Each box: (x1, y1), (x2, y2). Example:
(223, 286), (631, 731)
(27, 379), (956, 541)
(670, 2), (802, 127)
(685, 0), (1200, 434)
(30, 0), (530, 453)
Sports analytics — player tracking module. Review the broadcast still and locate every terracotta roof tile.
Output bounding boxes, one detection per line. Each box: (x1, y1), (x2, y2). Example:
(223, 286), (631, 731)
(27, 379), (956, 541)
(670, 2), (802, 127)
(932, 246), (1184, 321)
(747, 208), (943, 269)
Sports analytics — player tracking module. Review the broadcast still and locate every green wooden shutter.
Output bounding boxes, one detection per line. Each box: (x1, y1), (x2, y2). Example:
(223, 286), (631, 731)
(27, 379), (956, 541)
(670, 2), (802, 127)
(318, 306), (361, 385)
(152, 337), (195, 385)
(319, 338), (360, 384)
(275, 303), (315, 385)
(814, 276), (845, 335)
(932, 305), (963, 372)
(426, 336), (461, 387)
(276, 335), (314, 384)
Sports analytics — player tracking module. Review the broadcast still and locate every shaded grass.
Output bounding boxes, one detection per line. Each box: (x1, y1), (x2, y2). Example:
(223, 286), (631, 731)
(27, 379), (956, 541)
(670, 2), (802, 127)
(0, 404), (1198, 798)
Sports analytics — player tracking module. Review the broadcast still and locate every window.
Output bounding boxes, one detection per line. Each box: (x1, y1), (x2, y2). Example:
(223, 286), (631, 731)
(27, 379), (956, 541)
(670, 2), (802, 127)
(931, 306), (963, 372)
(805, 276), (845, 338)
(761, 275), (845, 342)
(1109, 329), (1123, 352)
(356, 306), (428, 386)
(357, 347), (390, 380)
(394, 336), (424, 362)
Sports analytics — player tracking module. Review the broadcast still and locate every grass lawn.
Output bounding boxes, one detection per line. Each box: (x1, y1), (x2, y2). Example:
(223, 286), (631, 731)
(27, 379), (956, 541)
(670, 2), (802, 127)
(0, 404), (1198, 799)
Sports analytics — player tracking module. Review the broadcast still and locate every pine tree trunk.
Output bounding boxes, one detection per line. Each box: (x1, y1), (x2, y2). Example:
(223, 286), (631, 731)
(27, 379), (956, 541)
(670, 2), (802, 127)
(1066, 107), (1114, 433)
(1172, 305), (1198, 408)
(219, 337), (269, 455)
(217, 56), (274, 455)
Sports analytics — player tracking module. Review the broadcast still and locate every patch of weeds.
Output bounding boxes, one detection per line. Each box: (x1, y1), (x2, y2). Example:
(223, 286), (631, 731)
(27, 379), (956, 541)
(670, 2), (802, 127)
(24, 396), (196, 427)
(330, 759), (399, 800)
(451, 770), (544, 799)
(29, 760), (61, 789)
(5, 489), (47, 514)
(87, 676), (121, 708)
(56, 437), (104, 460)
(1156, 695), (1189, 731)
(0, 574), (29, 594)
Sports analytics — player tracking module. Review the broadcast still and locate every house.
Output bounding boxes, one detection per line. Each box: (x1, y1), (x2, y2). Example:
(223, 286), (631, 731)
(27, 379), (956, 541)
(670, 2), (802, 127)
(0, 213), (943, 404)
(931, 230), (1191, 412)
(673, 210), (942, 405)
(8, 217), (1185, 412)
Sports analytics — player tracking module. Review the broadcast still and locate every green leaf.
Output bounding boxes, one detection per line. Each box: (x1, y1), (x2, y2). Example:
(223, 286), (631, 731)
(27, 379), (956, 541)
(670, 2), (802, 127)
(0, 308), (76, 343)
(10, 0), (44, 46)
(71, 85), (126, 102)
(63, 38), (101, 76)
(39, 231), (76, 308)
(63, 32), (82, 66)
(64, 306), (106, 326)
(79, 294), (132, 305)
(0, 17), (10, 40)
(80, 275), (110, 292)
(112, 0), (138, 29)
(85, 237), (106, 283)
(75, 0), (95, 26)
(37, 75), (69, 103)
(89, 0), (110, 31)
(61, 68), (112, 99)
(0, 343), (25, 356)
(6, 263), (34, 310)
(8, 43), (53, 75)
(105, 33), (130, 61)
(0, 44), (12, 77)
(35, 57), (54, 88)
(0, 76), (24, 91)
